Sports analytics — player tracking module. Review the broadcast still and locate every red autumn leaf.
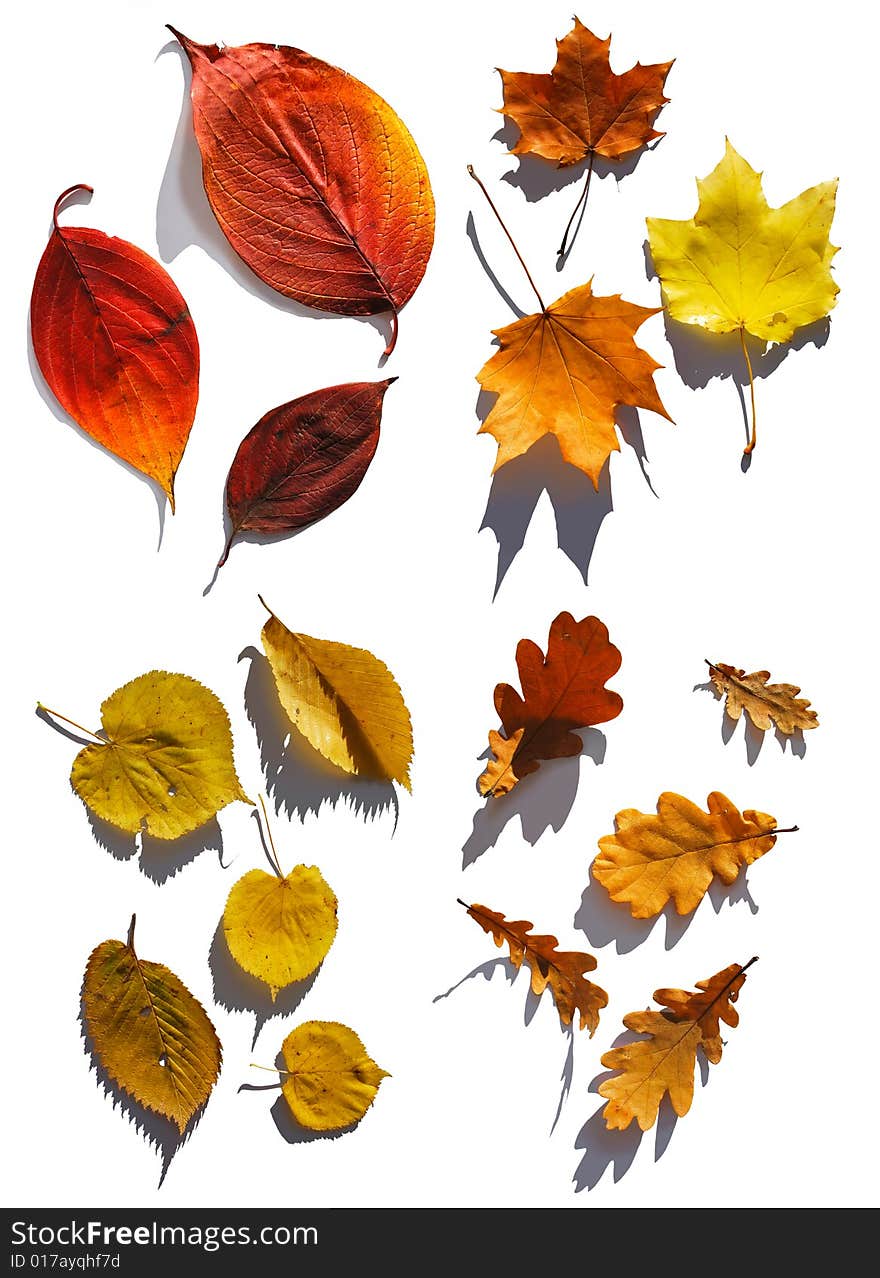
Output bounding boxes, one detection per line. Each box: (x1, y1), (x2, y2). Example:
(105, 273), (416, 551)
(170, 29), (435, 355)
(30, 186), (199, 509)
(479, 612), (623, 797)
(218, 380), (394, 568)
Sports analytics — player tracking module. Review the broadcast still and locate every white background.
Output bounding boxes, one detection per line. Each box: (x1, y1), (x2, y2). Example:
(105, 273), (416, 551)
(3, 0), (876, 1210)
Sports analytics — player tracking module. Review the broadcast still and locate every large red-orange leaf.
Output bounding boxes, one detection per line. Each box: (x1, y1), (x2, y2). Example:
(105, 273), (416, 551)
(219, 380), (394, 568)
(170, 29), (435, 354)
(479, 612), (622, 797)
(30, 186), (199, 508)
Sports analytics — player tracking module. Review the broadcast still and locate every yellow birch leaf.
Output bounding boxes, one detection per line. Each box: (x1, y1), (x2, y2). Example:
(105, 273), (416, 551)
(82, 915), (222, 1133)
(47, 671), (249, 840)
(223, 864), (338, 1000)
(593, 791), (787, 918)
(260, 601), (413, 790)
(280, 1021), (389, 1131)
(599, 960), (754, 1131)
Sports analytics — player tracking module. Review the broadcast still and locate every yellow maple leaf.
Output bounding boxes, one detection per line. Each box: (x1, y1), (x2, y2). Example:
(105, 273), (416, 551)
(40, 671), (250, 840)
(599, 960), (754, 1131)
(223, 805), (337, 1000)
(707, 660), (818, 736)
(279, 1021), (389, 1132)
(82, 915), (222, 1133)
(462, 901), (607, 1033)
(647, 140), (838, 452)
(259, 598), (413, 790)
(593, 791), (796, 918)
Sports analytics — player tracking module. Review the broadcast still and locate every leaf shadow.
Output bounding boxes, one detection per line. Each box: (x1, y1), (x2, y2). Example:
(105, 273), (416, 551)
(478, 418), (654, 595)
(241, 647), (399, 828)
(434, 956), (575, 1127)
(461, 728), (605, 868)
(643, 240), (831, 463)
(78, 992), (209, 1188)
(573, 1030), (687, 1191)
(155, 41), (394, 358)
(695, 679), (809, 763)
(574, 864), (758, 955)
(209, 921), (321, 1051)
(26, 264), (167, 547)
(84, 812), (225, 884)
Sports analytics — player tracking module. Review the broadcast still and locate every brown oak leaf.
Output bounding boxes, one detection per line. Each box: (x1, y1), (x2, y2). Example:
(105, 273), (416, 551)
(707, 661), (819, 736)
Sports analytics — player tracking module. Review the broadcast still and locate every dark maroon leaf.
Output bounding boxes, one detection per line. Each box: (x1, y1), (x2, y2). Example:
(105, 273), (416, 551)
(219, 379), (395, 568)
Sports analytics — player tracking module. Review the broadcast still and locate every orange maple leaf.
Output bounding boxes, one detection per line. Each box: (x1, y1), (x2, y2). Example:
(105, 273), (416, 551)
(499, 18), (673, 168)
(461, 901), (607, 1034)
(599, 959), (755, 1131)
(478, 612), (622, 798)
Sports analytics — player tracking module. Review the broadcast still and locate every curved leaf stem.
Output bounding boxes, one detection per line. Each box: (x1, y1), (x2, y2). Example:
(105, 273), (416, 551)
(52, 184), (94, 230)
(257, 794), (285, 879)
(467, 165), (546, 312)
(739, 326), (758, 455)
(558, 151), (595, 259)
(36, 702), (105, 743)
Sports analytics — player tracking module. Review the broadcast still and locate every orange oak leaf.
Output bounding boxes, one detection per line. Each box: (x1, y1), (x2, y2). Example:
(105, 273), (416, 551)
(499, 19), (673, 168)
(460, 901), (607, 1033)
(478, 613), (622, 798)
(30, 186), (199, 509)
(170, 29), (434, 355)
(593, 791), (796, 918)
(707, 661), (819, 736)
(599, 959), (755, 1131)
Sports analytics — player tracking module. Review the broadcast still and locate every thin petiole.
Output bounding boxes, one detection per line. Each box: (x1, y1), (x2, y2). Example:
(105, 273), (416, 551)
(257, 794), (284, 879)
(467, 165), (546, 312)
(558, 151), (595, 259)
(37, 702), (105, 744)
(740, 326), (758, 455)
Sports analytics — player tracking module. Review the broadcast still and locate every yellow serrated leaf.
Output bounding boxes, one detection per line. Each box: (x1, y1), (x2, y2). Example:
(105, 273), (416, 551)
(223, 865), (338, 1000)
(260, 602), (413, 790)
(280, 1021), (389, 1132)
(65, 671), (249, 840)
(82, 916), (222, 1133)
(647, 139), (838, 343)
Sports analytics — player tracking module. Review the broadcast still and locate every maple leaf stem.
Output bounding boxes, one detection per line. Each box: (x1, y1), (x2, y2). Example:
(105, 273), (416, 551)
(36, 702), (105, 744)
(739, 326), (758, 455)
(558, 151), (595, 259)
(467, 165), (546, 312)
(256, 794), (285, 879)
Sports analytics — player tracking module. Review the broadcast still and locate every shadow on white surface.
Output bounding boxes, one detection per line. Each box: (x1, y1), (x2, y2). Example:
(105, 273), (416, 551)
(434, 955), (577, 1130)
(155, 41), (394, 360)
(209, 920), (321, 1051)
(79, 994), (208, 1188)
(85, 811), (224, 884)
(694, 677), (809, 763)
(572, 1027), (700, 1191)
(461, 727), (605, 867)
(238, 1052), (361, 1144)
(241, 648), (400, 828)
(494, 118), (656, 267)
(574, 864), (758, 955)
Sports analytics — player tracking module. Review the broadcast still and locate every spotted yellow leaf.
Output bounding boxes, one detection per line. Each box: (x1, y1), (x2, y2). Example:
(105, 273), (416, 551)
(42, 671), (249, 840)
(280, 1021), (389, 1132)
(82, 915), (221, 1133)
